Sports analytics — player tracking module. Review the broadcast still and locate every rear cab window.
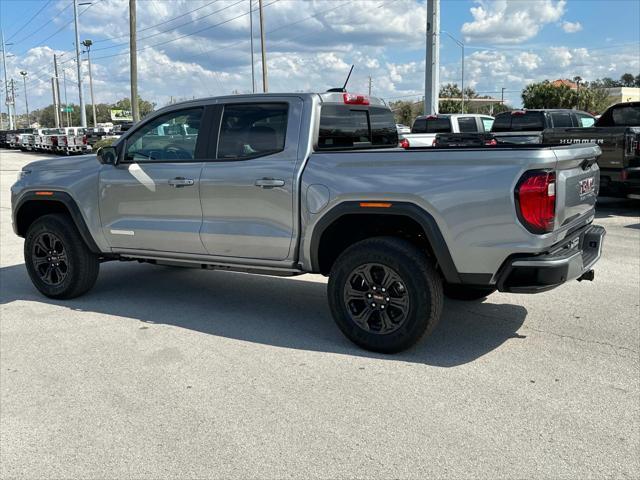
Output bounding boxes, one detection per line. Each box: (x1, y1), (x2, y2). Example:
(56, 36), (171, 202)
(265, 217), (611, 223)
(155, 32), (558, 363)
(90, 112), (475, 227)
(492, 111), (546, 132)
(457, 117), (478, 133)
(317, 105), (397, 150)
(412, 116), (451, 134)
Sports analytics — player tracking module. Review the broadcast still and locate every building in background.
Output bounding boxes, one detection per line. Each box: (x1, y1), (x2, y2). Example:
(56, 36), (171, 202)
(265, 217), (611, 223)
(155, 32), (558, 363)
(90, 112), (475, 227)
(604, 87), (640, 104)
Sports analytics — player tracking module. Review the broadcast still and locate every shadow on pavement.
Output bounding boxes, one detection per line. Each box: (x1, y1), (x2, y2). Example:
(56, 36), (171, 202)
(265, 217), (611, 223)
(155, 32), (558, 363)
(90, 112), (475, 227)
(596, 196), (640, 219)
(0, 261), (527, 367)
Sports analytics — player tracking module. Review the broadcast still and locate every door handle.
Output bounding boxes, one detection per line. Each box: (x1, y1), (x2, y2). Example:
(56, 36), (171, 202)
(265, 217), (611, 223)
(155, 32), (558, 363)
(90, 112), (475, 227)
(255, 178), (285, 188)
(168, 177), (195, 187)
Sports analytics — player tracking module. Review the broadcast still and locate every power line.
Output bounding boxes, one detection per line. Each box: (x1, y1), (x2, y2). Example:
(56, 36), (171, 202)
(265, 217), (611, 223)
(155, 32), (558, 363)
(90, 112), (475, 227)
(6, 0), (54, 42)
(93, 0), (222, 44)
(11, 1), (73, 46)
(90, 0), (278, 62)
(91, 0), (239, 52)
(15, 0), (99, 55)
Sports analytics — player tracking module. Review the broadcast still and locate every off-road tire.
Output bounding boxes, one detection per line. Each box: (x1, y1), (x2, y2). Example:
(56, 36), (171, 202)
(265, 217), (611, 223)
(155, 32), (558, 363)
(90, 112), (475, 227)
(24, 214), (99, 299)
(328, 237), (443, 353)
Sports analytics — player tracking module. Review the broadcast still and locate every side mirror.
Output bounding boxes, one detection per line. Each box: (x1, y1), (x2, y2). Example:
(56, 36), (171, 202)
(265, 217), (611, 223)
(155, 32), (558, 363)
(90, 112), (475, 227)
(97, 146), (118, 165)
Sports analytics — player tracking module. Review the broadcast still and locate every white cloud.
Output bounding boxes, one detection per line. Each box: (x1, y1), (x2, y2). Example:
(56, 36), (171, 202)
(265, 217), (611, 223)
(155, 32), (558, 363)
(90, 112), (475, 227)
(461, 0), (567, 44)
(561, 21), (583, 33)
(515, 52), (542, 71)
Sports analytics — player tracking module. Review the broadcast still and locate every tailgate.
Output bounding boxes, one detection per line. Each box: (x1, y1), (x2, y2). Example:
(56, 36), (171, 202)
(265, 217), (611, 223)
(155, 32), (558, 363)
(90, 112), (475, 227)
(553, 145), (600, 229)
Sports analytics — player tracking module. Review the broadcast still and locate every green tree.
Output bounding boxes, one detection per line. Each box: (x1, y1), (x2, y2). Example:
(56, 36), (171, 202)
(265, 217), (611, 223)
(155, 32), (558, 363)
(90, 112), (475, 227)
(114, 96), (156, 118)
(620, 73), (635, 87)
(521, 81), (577, 109)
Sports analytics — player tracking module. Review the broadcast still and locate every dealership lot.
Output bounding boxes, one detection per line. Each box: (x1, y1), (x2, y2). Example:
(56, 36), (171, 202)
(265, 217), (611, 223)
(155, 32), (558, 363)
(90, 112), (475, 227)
(0, 150), (638, 478)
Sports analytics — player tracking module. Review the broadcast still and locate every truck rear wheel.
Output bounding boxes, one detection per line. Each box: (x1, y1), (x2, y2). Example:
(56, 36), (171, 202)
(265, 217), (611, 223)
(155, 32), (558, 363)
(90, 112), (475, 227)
(24, 214), (100, 299)
(328, 237), (443, 353)
(443, 283), (496, 301)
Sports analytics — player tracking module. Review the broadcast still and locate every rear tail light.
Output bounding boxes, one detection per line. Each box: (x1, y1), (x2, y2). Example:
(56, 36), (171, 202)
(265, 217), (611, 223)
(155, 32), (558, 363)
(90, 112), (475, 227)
(82, 135), (88, 145)
(485, 138), (498, 146)
(63, 137), (68, 145)
(426, 115), (438, 120)
(399, 138), (410, 149)
(52, 137), (58, 146)
(343, 93), (370, 105)
(511, 110), (526, 116)
(515, 170), (556, 234)
(432, 138), (437, 146)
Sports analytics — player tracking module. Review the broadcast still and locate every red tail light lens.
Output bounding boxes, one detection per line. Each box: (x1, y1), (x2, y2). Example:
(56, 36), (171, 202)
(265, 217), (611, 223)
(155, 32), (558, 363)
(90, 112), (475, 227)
(516, 170), (556, 234)
(511, 110), (526, 116)
(432, 138), (437, 146)
(485, 138), (498, 146)
(426, 115), (438, 120)
(343, 93), (370, 105)
(399, 138), (410, 149)
(83, 135), (88, 145)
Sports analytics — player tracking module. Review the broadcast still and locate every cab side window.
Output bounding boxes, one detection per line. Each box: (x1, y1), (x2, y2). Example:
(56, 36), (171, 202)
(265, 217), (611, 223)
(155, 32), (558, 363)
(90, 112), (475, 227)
(458, 117), (478, 133)
(576, 113), (595, 128)
(124, 108), (202, 162)
(217, 103), (288, 160)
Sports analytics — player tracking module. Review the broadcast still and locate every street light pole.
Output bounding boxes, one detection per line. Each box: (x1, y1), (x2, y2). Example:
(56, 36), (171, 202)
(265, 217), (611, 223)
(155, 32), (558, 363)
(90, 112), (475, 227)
(258, 0), (268, 93)
(129, 0), (140, 122)
(19, 71), (29, 127)
(73, 0), (87, 127)
(82, 39), (97, 127)
(249, 0), (255, 93)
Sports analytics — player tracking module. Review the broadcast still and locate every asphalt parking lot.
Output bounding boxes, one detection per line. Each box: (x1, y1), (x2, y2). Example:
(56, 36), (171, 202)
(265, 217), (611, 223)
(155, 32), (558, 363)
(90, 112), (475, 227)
(0, 149), (638, 479)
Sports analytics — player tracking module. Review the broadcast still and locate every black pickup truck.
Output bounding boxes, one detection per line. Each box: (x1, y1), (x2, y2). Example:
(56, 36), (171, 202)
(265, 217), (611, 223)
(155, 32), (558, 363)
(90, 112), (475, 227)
(542, 102), (640, 198)
(491, 109), (596, 144)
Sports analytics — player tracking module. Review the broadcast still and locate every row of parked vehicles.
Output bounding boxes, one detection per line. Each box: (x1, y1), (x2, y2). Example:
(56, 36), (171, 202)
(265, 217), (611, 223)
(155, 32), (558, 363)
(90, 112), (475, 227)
(0, 123), (133, 155)
(398, 102), (640, 198)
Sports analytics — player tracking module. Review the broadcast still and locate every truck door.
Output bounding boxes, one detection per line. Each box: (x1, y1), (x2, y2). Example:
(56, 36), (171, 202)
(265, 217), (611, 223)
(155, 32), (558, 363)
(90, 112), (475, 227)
(99, 107), (208, 254)
(199, 98), (303, 260)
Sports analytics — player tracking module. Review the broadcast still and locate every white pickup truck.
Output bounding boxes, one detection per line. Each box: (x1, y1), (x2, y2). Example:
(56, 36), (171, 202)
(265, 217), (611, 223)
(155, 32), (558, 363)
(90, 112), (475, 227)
(400, 114), (495, 148)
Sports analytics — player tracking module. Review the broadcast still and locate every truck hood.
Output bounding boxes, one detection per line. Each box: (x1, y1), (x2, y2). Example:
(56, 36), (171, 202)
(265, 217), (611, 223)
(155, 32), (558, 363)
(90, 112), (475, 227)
(24, 154), (99, 172)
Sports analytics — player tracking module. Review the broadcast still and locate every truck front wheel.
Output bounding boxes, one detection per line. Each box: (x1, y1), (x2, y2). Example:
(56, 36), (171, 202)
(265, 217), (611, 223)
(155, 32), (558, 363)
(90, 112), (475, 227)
(328, 237), (443, 353)
(24, 214), (100, 299)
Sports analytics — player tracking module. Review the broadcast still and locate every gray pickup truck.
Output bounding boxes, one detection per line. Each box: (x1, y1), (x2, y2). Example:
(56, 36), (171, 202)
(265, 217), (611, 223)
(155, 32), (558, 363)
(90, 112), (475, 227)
(11, 92), (605, 353)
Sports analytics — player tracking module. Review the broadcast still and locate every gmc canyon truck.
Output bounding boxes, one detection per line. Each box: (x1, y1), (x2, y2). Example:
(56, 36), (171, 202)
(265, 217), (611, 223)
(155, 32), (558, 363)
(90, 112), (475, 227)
(11, 92), (605, 353)
(542, 102), (640, 198)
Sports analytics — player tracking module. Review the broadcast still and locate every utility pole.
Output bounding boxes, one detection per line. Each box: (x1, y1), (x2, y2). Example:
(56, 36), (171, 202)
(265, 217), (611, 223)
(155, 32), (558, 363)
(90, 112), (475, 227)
(424, 0), (440, 115)
(51, 78), (57, 126)
(9, 78), (16, 127)
(258, 0), (268, 93)
(501, 87), (505, 105)
(19, 71), (29, 127)
(62, 69), (70, 127)
(129, 0), (140, 122)
(1, 29), (15, 129)
(249, 0), (255, 93)
(73, 0), (87, 127)
(82, 40), (97, 126)
(368, 76), (372, 96)
(53, 54), (62, 127)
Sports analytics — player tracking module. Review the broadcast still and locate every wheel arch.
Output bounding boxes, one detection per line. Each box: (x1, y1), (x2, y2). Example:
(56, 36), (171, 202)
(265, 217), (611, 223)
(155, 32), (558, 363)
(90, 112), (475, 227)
(309, 201), (461, 283)
(14, 191), (101, 254)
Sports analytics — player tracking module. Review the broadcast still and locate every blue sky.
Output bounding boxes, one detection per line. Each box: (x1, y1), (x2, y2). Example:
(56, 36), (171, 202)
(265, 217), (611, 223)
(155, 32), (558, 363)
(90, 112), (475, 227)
(1, 0), (639, 111)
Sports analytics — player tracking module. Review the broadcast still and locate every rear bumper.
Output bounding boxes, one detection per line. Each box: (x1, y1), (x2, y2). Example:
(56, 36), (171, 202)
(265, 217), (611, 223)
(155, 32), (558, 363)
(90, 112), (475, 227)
(496, 224), (605, 293)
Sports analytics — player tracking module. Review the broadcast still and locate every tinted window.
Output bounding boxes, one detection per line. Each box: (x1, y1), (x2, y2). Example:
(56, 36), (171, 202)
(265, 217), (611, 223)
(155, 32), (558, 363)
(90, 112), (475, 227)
(412, 117), (451, 133)
(458, 117), (478, 133)
(550, 112), (574, 128)
(491, 113), (511, 132)
(611, 106), (640, 126)
(481, 118), (494, 132)
(124, 108), (202, 162)
(217, 103), (288, 160)
(318, 106), (397, 149)
(511, 112), (545, 131)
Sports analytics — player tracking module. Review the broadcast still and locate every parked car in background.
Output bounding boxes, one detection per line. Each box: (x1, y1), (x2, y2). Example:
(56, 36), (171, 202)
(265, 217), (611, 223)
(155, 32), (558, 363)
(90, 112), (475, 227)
(491, 109), (596, 144)
(54, 127), (92, 155)
(396, 123), (411, 135)
(11, 92), (604, 353)
(40, 128), (66, 152)
(400, 114), (494, 148)
(542, 102), (640, 198)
